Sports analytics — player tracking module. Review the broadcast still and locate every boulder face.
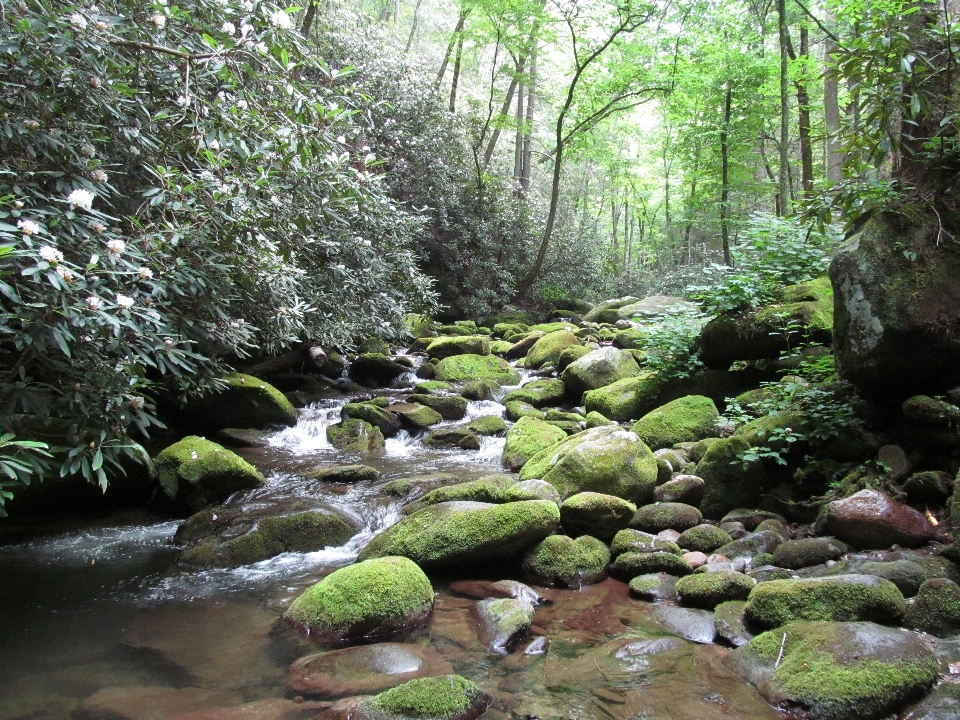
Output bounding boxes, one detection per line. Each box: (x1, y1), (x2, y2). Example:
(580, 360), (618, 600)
(831, 209), (960, 399)
(825, 489), (935, 549)
(525, 330), (580, 369)
(725, 620), (939, 720)
(518, 425), (658, 505)
(181, 373), (298, 432)
(560, 347), (641, 399)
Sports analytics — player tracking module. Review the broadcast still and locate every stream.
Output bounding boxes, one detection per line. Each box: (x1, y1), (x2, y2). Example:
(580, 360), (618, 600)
(0, 363), (782, 720)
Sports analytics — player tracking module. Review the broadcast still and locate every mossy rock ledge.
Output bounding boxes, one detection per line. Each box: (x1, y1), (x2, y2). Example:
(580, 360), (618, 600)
(724, 620), (939, 720)
(156, 436), (265, 514)
(356, 675), (491, 720)
(357, 500), (560, 571)
(433, 354), (521, 385)
(284, 556), (434, 645)
(180, 372), (297, 433)
(631, 395), (720, 450)
(502, 416), (567, 473)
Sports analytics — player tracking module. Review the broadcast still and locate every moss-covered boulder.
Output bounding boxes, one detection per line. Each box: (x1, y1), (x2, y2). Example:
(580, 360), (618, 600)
(677, 524), (733, 553)
(557, 344), (592, 372)
(181, 373), (297, 433)
(178, 508), (358, 568)
(628, 572), (679, 602)
(403, 476), (517, 513)
(460, 379), (499, 401)
(388, 402), (444, 431)
(744, 575), (906, 629)
(342, 402), (403, 438)
(409, 394), (468, 422)
(559, 492), (636, 542)
(412, 381), (454, 395)
(713, 600), (754, 647)
(699, 277), (834, 369)
(715, 530), (784, 561)
(519, 425), (658, 505)
(426, 336), (491, 360)
(502, 416), (567, 473)
(357, 675), (490, 720)
(676, 570), (756, 608)
(422, 428), (480, 451)
(358, 500), (560, 570)
(695, 436), (769, 519)
(724, 620), (939, 720)
(284, 556), (434, 644)
(349, 354), (410, 386)
(772, 537), (849, 570)
(560, 347), (641, 399)
(307, 464), (380, 482)
(653, 474), (705, 506)
(902, 578), (960, 637)
(521, 534), (610, 587)
(611, 528), (682, 557)
(156, 436), (264, 514)
(466, 415), (506, 437)
(583, 296), (640, 323)
(616, 295), (699, 320)
(502, 379), (566, 410)
(327, 419), (386, 454)
(631, 395), (719, 450)
(434, 354), (521, 385)
(525, 330), (580, 369)
(611, 550), (692, 579)
(631, 502), (703, 533)
(475, 598), (535, 653)
(582, 371), (663, 422)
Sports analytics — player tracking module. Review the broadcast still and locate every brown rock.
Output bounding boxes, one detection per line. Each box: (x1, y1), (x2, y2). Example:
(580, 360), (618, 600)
(825, 489), (935, 549)
(172, 698), (328, 720)
(76, 687), (240, 720)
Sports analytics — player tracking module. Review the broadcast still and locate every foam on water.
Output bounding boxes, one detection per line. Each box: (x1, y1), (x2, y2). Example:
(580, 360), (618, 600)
(267, 400), (342, 453)
(0, 521), (180, 567)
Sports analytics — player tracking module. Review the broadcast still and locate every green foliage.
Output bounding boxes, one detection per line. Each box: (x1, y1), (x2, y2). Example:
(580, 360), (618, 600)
(0, 0), (437, 497)
(688, 213), (839, 314)
(0, 429), (52, 516)
(632, 310), (706, 379)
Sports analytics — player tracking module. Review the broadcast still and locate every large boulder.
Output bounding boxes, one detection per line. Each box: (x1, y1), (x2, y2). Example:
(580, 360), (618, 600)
(521, 534), (610, 588)
(559, 492), (636, 541)
(525, 330), (580, 369)
(583, 296), (640, 323)
(831, 209), (960, 398)
(560, 347), (641, 399)
(519, 425), (658, 505)
(181, 373), (297, 432)
(327, 419), (386, 454)
(725, 620), (939, 720)
(357, 500), (560, 570)
(616, 295), (699, 320)
(349, 354), (410, 386)
(426, 336), (491, 360)
(902, 578), (960, 637)
(433, 354), (521, 385)
(582, 371), (663, 422)
(156, 436), (264, 514)
(283, 556), (434, 644)
(631, 395), (720, 450)
(502, 378), (567, 408)
(402, 476), (518, 513)
(350, 675), (490, 720)
(698, 277), (833, 369)
(825, 489), (936, 549)
(502, 416), (567, 473)
(694, 436), (769, 519)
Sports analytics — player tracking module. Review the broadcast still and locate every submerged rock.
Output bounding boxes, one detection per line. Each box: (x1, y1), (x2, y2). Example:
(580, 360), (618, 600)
(725, 620), (939, 720)
(475, 597), (535, 653)
(652, 606), (717, 643)
(628, 572), (679, 602)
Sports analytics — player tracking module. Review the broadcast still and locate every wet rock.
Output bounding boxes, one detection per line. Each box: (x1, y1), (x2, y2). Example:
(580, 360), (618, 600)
(676, 570), (756, 609)
(677, 524), (733, 553)
(172, 697), (328, 720)
(858, 559), (928, 597)
(75, 686), (240, 720)
(475, 598), (535, 652)
(903, 471), (953, 503)
(426, 336), (491, 360)
(180, 373), (298, 433)
(720, 508), (786, 531)
(521, 534), (609, 588)
(518, 425), (658, 505)
(657, 528), (683, 543)
(903, 681), (960, 720)
(611, 637), (689, 673)
(560, 347), (641, 399)
(389, 402), (444, 431)
(653, 474), (705, 506)
(288, 643), (454, 698)
(156, 436), (264, 514)
(611, 528), (682, 557)
(903, 578), (960, 637)
(460, 379), (498, 401)
(505, 331), (546, 360)
(504, 401), (545, 421)
(503, 479), (561, 504)
(582, 371), (663, 422)
(714, 530), (784, 562)
(772, 537), (849, 570)
(215, 428), (271, 448)
(631, 502), (703, 533)
(357, 500), (560, 571)
(501, 416), (566, 473)
(347, 675), (491, 720)
(449, 580), (548, 606)
(695, 437), (769, 518)
(466, 416), (505, 436)
(877, 444), (912, 480)
(754, 517), (791, 539)
(825, 489), (936, 549)
(422, 428), (480, 451)
(611, 551), (691, 580)
(652, 606), (717, 643)
(307, 464), (380, 483)
(713, 600), (754, 647)
(744, 575), (906, 629)
(410, 394), (468, 421)
(719, 521), (747, 539)
(725, 620), (939, 720)
(631, 395), (720, 450)
(433, 354), (521, 386)
(284, 556), (434, 645)
(349, 354), (410, 386)
(525, 330), (580, 369)
(502, 378), (566, 409)
(327, 419), (386, 454)
(342, 403), (403, 438)
(683, 551), (708, 568)
(559, 492), (636, 542)
(628, 572), (679, 602)
(402, 476), (517, 513)
(381, 473), (459, 499)
(748, 566), (793, 582)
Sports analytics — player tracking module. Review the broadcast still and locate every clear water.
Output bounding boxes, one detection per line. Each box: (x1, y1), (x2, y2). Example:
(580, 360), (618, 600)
(0, 373), (781, 720)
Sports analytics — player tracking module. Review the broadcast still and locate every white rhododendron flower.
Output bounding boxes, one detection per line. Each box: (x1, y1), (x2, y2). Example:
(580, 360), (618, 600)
(67, 188), (94, 210)
(138, 267), (153, 280)
(115, 294), (135, 310)
(38, 246), (64, 264)
(270, 9), (292, 29)
(221, 21), (235, 34)
(106, 239), (126, 255)
(69, 12), (87, 29)
(85, 296), (102, 310)
(18, 219), (40, 236)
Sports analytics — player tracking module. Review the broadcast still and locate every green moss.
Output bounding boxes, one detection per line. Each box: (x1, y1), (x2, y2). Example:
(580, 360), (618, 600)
(155, 435), (264, 511)
(410, 394), (468, 421)
(326, 419), (386, 453)
(545, 409), (585, 423)
(426, 335), (491, 360)
(404, 476), (517, 513)
(434, 354), (521, 385)
(490, 340), (514, 356)
(561, 347), (641, 398)
(582, 371), (663, 422)
(629, 575), (662, 594)
(780, 276), (833, 305)
(695, 436), (768, 519)
(502, 416), (566, 473)
(675, 570), (755, 608)
(611, 550), (691, 579)
(557, 344), (592, 372)
(521, 534), (610, 587)
(745, 620), (939, 720)
(611, 528), (682, 556)
(422, 427), (480, 450)
(460, 379), (499, 400)
(529, 321), (578, 334)
(903, 578), (960, 636)
(744, 576), (906, 629)
(502, 378), (566, 408)
(525, 330), (581, 369)
(365, 675), (484, 719)
(493, 322), (529, 338)
(559, 492), (636, 542)
(631, 395), (720, 450)
(467, 415), (506, 436)
(357, 500), (561, 570)
(631, 502), (703, 533)
(284, 556), (433, 640)
(677, 524), (732, 553)
(342, 402), (402, 437)
(412, 381), (454, 395)
(186, 372), (298, 431)
(772, 537), (849, 569)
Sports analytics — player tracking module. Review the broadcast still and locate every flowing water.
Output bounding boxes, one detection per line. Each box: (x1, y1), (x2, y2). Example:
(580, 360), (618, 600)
(0, 367), (781, 720)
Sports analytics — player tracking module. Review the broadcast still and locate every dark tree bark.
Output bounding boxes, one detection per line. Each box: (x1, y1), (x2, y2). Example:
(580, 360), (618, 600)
(777, 0), (791, 214)
(720, 83), (733, 265)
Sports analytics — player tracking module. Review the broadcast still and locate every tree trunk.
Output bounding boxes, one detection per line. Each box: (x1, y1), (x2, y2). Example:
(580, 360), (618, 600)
(449, 31), (464, 113)
(796, 26), (814, 196)
(404, 0), (423, 53)
(436, 11), (467, 85)
(823, 9), (842, 184)
(520, 44), (537, 192)
(484, 55), (526, 167)
(242, 344), (328, 377)
(720, 83), (733, 265)
(777, 0), (791, 215)
(300, 0), (318, 38)
(513, 81), (524, 182)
